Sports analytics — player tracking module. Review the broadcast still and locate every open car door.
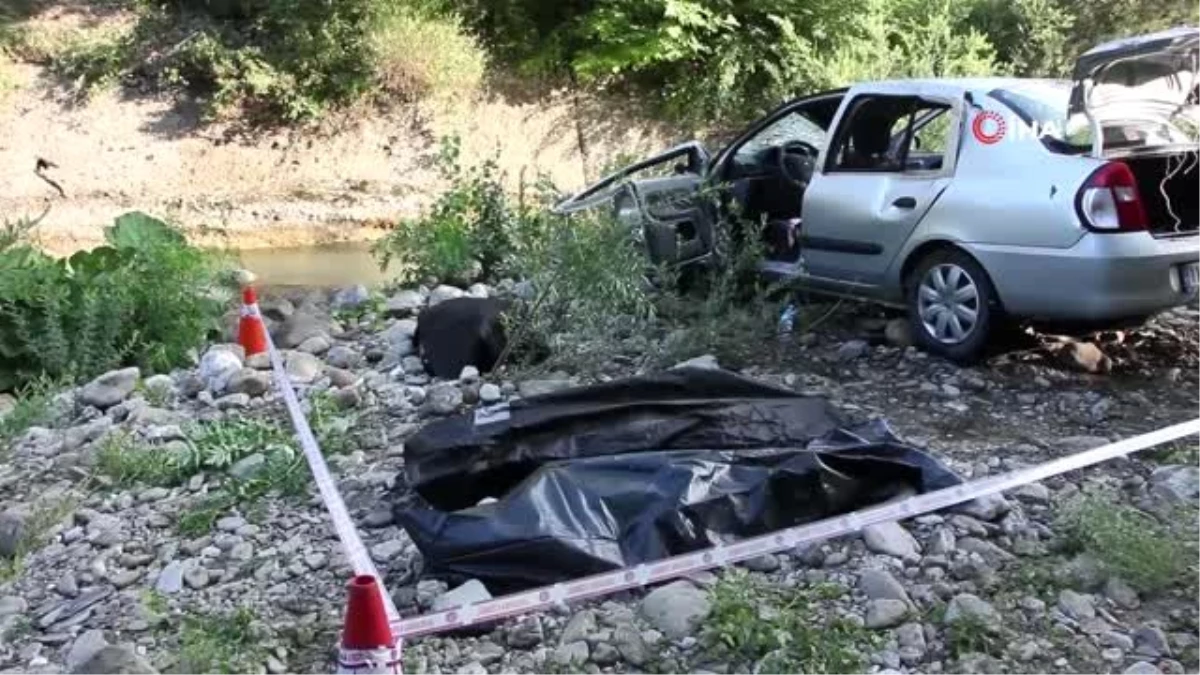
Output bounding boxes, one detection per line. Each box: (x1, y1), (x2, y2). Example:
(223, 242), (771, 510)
(553, 142), (717, 268)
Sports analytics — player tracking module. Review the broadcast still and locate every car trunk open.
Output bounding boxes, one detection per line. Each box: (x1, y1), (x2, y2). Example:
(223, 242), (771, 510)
(1120, 149), (1200, 236)
(1070, 26), (1200, 235)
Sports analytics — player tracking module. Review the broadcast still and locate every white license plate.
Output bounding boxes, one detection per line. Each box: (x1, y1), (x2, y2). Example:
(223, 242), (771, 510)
(1183, 262), (1200, 294)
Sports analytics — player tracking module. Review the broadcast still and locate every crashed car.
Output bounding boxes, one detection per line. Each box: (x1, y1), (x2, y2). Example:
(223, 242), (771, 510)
(555, 26), (1200, 362)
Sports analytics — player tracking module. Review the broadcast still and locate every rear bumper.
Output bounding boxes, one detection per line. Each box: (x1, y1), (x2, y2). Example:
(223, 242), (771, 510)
(966, 232), (1199, 321)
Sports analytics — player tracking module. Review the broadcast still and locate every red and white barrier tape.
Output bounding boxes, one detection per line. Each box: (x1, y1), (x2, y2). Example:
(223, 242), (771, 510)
(391, 418), (1200, 639)
(252, 301), (401, 625)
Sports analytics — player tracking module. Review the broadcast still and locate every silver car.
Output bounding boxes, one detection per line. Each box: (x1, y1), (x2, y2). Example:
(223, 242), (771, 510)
(555, 26), (1199, 362)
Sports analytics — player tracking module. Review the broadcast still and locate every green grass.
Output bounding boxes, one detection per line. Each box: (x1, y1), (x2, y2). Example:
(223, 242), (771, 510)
(0, 376), (63, 449)
(1056, 492), (1198, 594)
(946, 613), (1004, 658)
(180, 607), (266, 674)
(702, 571), (873, 673)
(1146, 440), (1200, 466)
(98, 410), (354, 535)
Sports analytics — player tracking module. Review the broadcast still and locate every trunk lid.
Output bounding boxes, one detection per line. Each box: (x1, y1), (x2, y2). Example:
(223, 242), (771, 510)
(1067, 25), (1199, 156)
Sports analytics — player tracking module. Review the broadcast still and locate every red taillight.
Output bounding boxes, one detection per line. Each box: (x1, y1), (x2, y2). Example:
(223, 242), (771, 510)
(1076, 161), (1148, 233)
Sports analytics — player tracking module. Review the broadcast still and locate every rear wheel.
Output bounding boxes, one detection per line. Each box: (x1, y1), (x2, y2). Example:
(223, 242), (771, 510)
(906, 248), (1000, 363)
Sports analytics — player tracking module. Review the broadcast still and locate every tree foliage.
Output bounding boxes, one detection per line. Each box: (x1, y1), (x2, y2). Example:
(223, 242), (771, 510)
(449, 0), (1194, 127)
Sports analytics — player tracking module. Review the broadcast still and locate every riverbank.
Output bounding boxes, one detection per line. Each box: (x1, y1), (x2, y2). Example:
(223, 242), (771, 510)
(1, 58), (669, 256)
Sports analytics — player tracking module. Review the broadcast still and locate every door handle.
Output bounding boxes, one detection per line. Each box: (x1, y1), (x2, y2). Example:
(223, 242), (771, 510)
(892, 197), (917, 209)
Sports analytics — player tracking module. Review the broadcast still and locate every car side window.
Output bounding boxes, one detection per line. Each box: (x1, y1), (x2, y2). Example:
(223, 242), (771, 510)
(828, 96), (953, 173)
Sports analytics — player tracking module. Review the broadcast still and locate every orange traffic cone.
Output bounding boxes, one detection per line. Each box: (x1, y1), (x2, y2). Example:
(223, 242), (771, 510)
(337, 575), (402, 674)
(238, 286), (268, 356)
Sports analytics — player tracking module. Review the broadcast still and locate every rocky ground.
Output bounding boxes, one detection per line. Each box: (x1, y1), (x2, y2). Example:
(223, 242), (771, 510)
(0, 282), (1196, 675)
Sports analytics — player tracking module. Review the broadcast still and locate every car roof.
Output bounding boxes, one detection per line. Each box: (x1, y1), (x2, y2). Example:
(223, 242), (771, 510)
(847, 77), (1071, 98)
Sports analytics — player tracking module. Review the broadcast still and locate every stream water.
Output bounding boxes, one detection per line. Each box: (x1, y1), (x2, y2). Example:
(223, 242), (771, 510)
(236, 242), (397, 287)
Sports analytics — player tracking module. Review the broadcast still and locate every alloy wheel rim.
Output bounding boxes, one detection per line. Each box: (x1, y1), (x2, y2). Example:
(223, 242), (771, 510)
(918, 263), (980, 344)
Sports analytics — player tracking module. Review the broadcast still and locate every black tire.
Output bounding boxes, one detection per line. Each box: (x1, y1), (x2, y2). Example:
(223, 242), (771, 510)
(906, 248), (1001, 364)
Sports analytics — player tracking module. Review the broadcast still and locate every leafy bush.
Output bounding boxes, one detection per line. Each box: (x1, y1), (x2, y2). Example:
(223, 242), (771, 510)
(50, 26), (133, 97)
(0, 211), (227, 391)
(373, 137), (525, 286)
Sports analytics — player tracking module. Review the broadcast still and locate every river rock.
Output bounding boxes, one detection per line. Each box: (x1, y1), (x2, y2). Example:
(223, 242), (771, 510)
(72, 644), (156, 674)
(199, 349), (242, 393)
(142, 374), (174, 400)
(837, 340), (869, 361)
(326, 346), (363, 369)
(229, 453), (266, 481)
(863, 521), (920, 560)
(640, 581), (711, 639)
(297, 335), (332, 355)
(431, 580), (492, 611)
(478, 383), (502, 404)
(1134, 626), (1171, 658)
(859, 569), (912, 604)
(612, 625), (650, 667)
(333, 284), (371, 309)
(1058, 589), (1096, 620)
(1104, 577), (1141, 610)
(944, 593), (1001, 631)
(79, 367), (141, 408)
(1125, 662), (1163, 675)
(155, 561), (186, 594)
(423, 383), (463, 416)
(560, 610), (598, 645)
(0, 595), (28, 616)
(552, 641), (589, 666)
(259, 296), (295, 322)
(866, 599), (910, 629)
(428, 285), (465, 306)
(278, 313), (330, 349)
(885, 318), (913, 347)
(1150, 465), (1199, 503)
(227, 369), (270, 397)
(285, 352), (324, 384)
(386, 290), (425, 316)
(382, 320), (417, 357)
(0, 507), (29, 557)
(66, 629), (109, 672)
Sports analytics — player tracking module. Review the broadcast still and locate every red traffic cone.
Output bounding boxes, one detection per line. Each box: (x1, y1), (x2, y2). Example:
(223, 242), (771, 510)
(238, 286), (268, 356)
(337, 575), (401, 674)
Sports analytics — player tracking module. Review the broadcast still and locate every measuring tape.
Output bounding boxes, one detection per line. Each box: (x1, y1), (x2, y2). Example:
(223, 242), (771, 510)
(254, 301), (402, 625)
(390, 418), (1200, 638)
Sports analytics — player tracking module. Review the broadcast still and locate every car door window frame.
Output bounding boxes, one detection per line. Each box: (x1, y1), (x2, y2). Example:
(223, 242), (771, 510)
(710, 90), (848, 182)
(823, 93), (962, 179)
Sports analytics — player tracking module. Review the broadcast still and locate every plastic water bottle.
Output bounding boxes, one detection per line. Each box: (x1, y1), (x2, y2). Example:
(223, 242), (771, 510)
(778, 302), (797, 338)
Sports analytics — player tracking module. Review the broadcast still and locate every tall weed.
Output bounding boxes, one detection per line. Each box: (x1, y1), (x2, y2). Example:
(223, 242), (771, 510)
(370, 5), (485, 105)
